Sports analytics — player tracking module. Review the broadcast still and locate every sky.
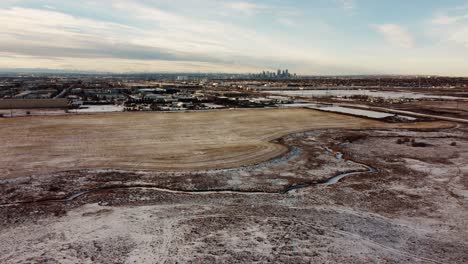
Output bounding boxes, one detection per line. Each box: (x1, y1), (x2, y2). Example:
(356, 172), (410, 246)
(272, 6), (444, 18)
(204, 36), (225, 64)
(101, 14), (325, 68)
(1, 0), (468, 76)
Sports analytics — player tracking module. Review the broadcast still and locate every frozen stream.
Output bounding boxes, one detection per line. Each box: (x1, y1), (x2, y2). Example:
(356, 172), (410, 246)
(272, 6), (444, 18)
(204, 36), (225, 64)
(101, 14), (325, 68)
(0, 141), (377, 207)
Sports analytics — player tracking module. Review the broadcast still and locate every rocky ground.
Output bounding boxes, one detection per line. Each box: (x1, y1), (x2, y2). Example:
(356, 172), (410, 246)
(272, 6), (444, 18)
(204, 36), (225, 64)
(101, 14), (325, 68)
(0, 126), (467, 263)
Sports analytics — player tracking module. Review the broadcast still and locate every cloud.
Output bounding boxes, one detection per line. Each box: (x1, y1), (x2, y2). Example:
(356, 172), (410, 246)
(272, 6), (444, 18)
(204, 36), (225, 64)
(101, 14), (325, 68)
(432, 14), (468, 25)
(278, 17), (296, 27)
(375, 24), (415, 49)
(224, 1), (266, 15)
(43, 5), (56, 10)
(3, 0), (466, 76)
(431, 24), (468, 49)
(0, 7), (225, 63)
(334, 0), (356, 10)
(0, 54), (264, 74)
(0, 39), (224, 62)
(0, 4), (325, 73)
(429, 8), (468, 49)
(109, 1), (310, 59)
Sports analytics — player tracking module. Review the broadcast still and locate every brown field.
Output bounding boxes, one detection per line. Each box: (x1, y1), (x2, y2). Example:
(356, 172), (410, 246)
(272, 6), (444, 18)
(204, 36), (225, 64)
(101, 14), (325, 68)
(0, 108), (453, 178)
(1, 125), (466, 263)
(0, 109), (466, 263)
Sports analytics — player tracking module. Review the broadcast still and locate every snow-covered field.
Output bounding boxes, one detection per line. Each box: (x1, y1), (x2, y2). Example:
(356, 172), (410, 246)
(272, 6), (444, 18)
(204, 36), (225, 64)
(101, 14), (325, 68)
(312, 106), (394, 119)
(281, 104), (416, 120)
(76, 105), (124, 113)
(267, 89), (461, 100)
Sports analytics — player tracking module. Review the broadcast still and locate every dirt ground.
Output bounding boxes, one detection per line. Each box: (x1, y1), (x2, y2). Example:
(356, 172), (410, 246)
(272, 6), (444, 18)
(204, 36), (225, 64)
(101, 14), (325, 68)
(0, 110), (466, 263)
(0, 108), (452, 179)
(392, 100), (468, 120)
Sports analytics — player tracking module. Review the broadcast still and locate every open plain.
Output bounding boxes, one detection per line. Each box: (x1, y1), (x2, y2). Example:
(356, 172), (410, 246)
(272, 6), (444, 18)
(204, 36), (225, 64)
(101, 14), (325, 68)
(0, 108), (452, 179)
(0, 109), (466, 263)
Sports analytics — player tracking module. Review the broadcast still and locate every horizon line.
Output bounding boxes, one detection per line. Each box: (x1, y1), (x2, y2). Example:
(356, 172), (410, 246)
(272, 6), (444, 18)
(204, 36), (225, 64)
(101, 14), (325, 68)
(1, 68), (467, 78)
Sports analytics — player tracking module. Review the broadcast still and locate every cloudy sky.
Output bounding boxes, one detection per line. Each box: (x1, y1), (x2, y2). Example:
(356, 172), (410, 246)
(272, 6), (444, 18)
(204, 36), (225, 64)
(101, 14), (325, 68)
(1, 0), (468, 75)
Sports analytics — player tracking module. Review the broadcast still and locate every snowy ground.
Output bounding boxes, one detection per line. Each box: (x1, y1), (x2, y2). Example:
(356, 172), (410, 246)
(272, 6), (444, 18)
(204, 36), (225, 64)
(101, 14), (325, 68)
(75, 105), (124, 113)
(311, 106), (393, 119)
(1, 127), (466, 263)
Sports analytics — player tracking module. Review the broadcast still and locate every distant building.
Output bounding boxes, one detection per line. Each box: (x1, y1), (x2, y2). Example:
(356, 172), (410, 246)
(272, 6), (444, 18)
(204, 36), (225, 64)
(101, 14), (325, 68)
(0, 99), (69, 109)
(255, 69), (295, 79)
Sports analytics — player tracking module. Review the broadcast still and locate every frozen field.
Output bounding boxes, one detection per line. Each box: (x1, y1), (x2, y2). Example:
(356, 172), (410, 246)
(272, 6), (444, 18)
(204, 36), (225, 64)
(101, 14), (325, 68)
(267, 89), (462, 100)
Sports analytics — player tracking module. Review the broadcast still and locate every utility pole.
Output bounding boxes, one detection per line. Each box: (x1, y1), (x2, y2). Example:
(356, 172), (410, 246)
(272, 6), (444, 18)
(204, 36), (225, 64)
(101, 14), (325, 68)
(10, 87), (13, 118)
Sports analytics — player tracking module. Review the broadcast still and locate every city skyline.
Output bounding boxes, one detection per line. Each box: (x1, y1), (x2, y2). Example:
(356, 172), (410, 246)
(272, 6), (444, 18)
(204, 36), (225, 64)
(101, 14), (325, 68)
(2, 0), (468, 76)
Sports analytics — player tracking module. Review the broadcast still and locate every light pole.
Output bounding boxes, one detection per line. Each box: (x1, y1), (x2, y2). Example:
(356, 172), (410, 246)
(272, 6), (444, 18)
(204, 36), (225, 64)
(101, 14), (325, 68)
(10, 87), (13, 118)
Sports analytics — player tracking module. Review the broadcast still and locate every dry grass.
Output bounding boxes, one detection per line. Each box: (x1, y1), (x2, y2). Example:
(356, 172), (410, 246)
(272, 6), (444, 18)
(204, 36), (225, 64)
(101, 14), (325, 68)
(0, 108), (453, 178)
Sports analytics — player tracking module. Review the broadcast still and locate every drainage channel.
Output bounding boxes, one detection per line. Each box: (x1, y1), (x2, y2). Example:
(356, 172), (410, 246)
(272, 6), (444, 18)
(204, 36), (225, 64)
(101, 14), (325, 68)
(0, 143), (377, 207)
(283, 162), (377, 193)
(0, 164), (377, 207)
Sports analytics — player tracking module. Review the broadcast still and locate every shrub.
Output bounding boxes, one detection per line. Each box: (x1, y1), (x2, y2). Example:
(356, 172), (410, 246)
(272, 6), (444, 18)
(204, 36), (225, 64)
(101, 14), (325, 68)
(344, 134), (367, 143)
(412, 141), (428, 147)
(397, 137), (410, 144)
